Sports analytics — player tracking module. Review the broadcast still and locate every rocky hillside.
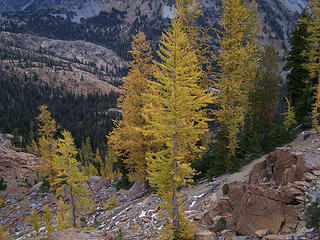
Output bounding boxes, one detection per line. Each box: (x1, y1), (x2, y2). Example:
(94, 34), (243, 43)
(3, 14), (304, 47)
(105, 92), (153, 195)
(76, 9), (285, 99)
(0, 130), (319, 239)
(0, 0), (308, 59)
(0, 31), (125, 95)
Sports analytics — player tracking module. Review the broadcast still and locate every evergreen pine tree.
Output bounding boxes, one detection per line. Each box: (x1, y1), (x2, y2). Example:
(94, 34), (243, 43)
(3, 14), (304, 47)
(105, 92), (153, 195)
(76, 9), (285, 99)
(284, 11), (314, 123)
(260, 45), (281, 133)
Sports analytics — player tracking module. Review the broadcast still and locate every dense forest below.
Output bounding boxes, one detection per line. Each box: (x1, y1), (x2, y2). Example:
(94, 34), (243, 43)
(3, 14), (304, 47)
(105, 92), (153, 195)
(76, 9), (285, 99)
(0, 71), (120, 153)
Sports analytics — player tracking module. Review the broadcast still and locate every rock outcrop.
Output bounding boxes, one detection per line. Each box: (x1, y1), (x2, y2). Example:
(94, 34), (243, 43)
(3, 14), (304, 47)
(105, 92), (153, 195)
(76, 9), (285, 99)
(201, 147), (320, 239)
(0, 133), (13, 148)
(0, 146), (44, 184)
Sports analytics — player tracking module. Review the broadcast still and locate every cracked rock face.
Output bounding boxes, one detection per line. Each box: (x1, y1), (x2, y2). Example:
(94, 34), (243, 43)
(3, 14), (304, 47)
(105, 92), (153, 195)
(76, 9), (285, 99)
(201, 147), (320, 237)
(0, 146), (44, 184)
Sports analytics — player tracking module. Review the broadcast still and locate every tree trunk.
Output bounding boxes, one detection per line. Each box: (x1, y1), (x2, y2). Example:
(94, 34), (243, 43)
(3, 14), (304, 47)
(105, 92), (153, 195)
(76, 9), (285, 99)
(70, 186), (76, 228)
(172, 130), (179, 236)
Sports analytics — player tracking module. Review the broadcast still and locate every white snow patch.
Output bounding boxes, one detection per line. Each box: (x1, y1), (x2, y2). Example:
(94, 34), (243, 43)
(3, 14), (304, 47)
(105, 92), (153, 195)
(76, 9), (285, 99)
(163, 5), (174, 19)
(111, 206), (130, 220)
(279, 0), (307, 13)
(151, 213), (158, 218)
(139, 210), (146, 218)
(190, 200), (196, 208)
(194, 193), (204, 199)
(189, 193), (205, 208)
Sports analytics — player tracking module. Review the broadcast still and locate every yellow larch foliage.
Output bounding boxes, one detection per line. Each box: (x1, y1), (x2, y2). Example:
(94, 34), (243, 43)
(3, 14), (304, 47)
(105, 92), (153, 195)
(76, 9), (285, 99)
(283, 97), (297, 132)
(108, 31), (154, 183)
(43, 205), (53, 236)
(312, 85), (320, 131)
(302, 0), (320, 130)
(101, 146), (116, 180)
(213, 0), (261, 165)
(52, 130), (90, 227)
(0, 225), (11, 240)
(140, 20), (214, 239)
(174, 0), (212, 88)
(29, 208), (41, 236)
(36, 105), (58, 185)
(56, 198), (72, 231)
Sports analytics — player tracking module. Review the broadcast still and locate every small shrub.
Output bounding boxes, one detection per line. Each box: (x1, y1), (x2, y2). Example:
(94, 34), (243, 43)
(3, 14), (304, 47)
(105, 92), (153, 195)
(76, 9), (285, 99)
(0, 199), (6, 208)
(0, 225), (12, 240)
(39, 178), (50, 193)
(306, 202), (320, 229)
(213, 216), (227, 232)
(29, 208), (41, 236)
(303, 133), (312, 140)
(105, 195), (120, 210)
(43, 205), (53, 236)
(0, 178), (7, 191)
(115, 229), (125, 240)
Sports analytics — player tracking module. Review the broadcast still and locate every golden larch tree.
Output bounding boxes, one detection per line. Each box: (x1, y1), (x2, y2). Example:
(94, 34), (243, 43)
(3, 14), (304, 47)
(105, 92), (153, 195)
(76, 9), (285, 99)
(36, 105), (58, 184)
(174, 0), (212, 88)
(56, 198), (72, 230)
(140, 20), (213, 239)
(303, 0), (320, 130)
(108, 31), (154, 183)
(43, 205), (53, 236)
(52, 130), (90, 227)
(213, 0), (260, 165)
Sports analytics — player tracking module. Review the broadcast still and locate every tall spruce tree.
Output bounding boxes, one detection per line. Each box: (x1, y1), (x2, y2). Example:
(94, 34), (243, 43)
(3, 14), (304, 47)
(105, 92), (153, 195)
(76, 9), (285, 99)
(284, 11), (314, 123)
(260, 45), (281, 129)
(140, 20), (213, 239)
(108, 32), (153, 183)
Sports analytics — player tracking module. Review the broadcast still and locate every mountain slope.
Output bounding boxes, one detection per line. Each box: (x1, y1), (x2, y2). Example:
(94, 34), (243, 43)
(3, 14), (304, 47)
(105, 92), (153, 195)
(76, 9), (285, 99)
(0, 0), (309, 59)
(0, 31), (125, 94)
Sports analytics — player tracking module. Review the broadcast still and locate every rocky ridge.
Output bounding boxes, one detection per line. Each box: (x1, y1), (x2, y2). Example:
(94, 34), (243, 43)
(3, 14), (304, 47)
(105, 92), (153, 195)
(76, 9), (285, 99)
(0, 0), (308, 60)
(0, 31), (125, 95)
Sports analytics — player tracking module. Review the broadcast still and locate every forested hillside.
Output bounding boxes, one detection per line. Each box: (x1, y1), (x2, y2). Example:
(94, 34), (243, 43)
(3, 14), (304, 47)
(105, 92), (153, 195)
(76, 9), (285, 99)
(0, 71), (119, 151)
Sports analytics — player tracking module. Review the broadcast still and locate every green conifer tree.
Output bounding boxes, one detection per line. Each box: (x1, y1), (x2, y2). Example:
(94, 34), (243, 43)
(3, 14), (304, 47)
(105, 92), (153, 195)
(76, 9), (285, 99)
(284, 11), (315, 123)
